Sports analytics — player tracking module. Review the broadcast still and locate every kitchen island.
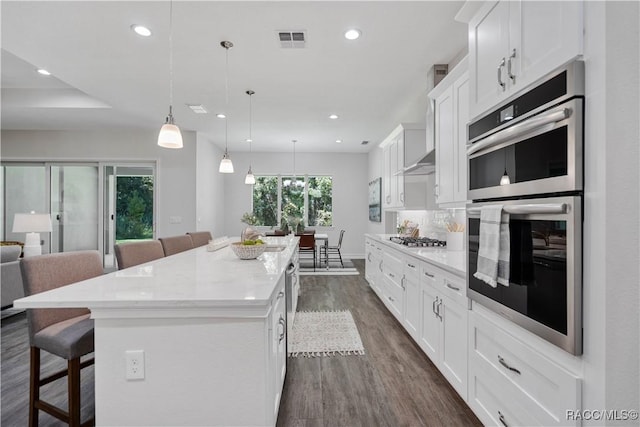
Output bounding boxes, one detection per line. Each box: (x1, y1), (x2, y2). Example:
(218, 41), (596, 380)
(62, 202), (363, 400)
(14, 236), (299, 427)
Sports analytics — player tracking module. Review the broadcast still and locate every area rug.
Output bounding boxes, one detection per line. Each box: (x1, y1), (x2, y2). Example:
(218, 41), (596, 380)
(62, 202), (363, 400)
(288, 310), (365, 357)
(299, 259), (359, 276)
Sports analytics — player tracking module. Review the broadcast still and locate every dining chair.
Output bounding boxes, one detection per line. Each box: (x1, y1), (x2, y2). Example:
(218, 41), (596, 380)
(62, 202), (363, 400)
(321, 229), (345, 267)
(297, 233), (316, 271)
(114, 240), (165, 270)
(159, 235), (194, 256)
(20, 250), (104, 427)
(186, 231), (213, 248)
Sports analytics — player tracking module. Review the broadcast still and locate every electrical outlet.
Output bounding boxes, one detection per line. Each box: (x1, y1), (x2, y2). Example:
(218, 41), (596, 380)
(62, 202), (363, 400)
(125, 350), (145, 380)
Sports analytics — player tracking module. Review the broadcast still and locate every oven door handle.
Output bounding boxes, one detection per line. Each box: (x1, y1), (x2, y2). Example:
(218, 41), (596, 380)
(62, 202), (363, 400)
(468, 203), (567, 216)
(467, 107), (571, 157)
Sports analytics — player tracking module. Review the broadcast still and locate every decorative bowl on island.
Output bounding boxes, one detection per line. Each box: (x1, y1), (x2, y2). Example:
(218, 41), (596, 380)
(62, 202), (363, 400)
(230, 241), (266, 260)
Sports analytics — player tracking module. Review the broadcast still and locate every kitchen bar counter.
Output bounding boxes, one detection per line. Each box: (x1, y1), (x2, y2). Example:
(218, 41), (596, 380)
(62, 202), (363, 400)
(14, 236), (299, 427)
(365, 233), (466, 277)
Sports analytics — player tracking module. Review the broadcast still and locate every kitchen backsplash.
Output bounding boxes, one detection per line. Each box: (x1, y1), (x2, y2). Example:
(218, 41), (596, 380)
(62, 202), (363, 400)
(397, 209), (466, 240)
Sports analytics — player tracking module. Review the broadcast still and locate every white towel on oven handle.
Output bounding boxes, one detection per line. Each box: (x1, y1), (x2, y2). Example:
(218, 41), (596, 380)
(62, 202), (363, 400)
(473, 205), (510, 288)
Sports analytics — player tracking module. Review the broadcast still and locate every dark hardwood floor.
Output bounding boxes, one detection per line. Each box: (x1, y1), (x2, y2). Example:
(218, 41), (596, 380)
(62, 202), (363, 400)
(1, 259), (480, 426)
(277, 260), (481, 427)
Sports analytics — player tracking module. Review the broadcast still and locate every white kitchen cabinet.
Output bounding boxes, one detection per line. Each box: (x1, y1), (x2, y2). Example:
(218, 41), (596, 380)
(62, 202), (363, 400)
(418, 263), (468, 400)
(402, 258), (421, 341)
(468, 307), (581, 426)
(382, 249), (404, 321)
(430, 58), (469, 207)
(468, 0), (583, 119)
(365, 238), (384, 295)
(270, 278), (287, 419)
(380, 124), (428, 209)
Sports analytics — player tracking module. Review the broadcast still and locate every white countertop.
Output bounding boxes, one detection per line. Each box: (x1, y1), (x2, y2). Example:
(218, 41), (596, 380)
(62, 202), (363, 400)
(14, 236), (299, 310)
(366, 234), (466, 277)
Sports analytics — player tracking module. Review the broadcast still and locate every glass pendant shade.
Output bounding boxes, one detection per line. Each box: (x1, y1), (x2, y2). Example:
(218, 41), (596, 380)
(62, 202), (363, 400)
(219, 150), (234, 173)
(500, 170), (511, 185)
(157, 115), (183, 149)
(245, 167), (256, 184)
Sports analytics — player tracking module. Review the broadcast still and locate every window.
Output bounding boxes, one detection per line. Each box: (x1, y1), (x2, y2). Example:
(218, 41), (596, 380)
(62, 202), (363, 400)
(252, 176), (278, 226)
(252, 175), (332, 228)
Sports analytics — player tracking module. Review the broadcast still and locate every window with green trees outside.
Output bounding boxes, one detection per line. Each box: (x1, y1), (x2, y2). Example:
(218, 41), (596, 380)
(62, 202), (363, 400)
(251, 175), (332, 228)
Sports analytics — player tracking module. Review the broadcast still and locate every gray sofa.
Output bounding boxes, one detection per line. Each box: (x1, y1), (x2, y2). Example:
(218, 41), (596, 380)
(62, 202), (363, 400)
(1, 245), (24, 308)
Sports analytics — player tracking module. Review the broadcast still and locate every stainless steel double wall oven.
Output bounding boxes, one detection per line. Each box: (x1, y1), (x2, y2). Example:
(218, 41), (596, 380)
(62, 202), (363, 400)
(466, 60), (584, 355)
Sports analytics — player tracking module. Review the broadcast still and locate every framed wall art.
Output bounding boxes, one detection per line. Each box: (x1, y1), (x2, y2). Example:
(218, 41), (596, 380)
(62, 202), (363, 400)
(368, 177), (381, 222)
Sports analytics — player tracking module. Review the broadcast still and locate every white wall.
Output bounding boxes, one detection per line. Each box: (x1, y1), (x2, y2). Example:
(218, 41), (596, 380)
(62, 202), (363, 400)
(367, 146), (387, 235)
(0, 129), (198, 239)
(221, 151), (368, 259)
(195, 133), (225, 238)
(582, 2), (639, 423)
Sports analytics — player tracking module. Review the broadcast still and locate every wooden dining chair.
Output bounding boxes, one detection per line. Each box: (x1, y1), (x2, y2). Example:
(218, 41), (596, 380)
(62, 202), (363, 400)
(159, 235), (194, 256)
(20, 250), (104, 427)
(114, 240), (165, 270)
(297, 233), (316, 271)
(186, 231), (212, 247)
(321, 229), (345, 267)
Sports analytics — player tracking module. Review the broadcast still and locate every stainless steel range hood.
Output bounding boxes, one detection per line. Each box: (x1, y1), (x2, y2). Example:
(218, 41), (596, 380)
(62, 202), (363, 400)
(398, 150), (436, 175)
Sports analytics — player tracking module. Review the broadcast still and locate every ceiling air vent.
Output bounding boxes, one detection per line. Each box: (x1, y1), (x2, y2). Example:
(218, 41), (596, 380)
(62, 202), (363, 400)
(433, 64), (449, 87)
(361, 140), (369, 145)
(277, 30), (306, 48)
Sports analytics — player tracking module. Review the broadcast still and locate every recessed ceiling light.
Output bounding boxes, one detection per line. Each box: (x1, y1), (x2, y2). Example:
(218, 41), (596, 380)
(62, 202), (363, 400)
(216, 113), (226, 119)
(245, 138), (252, 143)
(36, 68), (51, 76)
(344, 29), (361, 40)
(131, 24), (152, 37)
(187, 104), (208, 114)
(336, 139), (343, 143)
(329, 114), (339, 120)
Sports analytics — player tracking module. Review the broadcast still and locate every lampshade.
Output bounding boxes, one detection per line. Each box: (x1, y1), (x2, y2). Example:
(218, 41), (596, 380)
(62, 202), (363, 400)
(219, 152), (234, 173)
(500, 170), (511, 186)
(158, 122), (183, 149)
(245, 167), (256, 185)
(13, 212), (52, 233)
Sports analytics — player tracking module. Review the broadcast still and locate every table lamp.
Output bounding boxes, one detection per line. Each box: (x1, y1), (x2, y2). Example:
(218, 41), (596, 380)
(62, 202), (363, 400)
(12, 211), (53, 257)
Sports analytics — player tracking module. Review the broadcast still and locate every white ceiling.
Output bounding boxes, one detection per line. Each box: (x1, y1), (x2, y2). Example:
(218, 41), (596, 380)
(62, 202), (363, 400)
(1, 1), (468, 153)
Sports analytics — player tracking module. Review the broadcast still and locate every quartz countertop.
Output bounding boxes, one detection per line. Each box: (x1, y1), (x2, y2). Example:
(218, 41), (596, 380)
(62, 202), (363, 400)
(14, 236), (299, 310)
(366, 234), (466, 277)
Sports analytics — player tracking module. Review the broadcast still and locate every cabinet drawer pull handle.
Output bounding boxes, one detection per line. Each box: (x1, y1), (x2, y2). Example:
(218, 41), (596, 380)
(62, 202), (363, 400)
(379, 260), (383, 272)
(400, 275), (405, 290)
(388, 296), (395, 302)
(424, 271), (435, 278)
(497, 57), (506, 91)
(498, 356), (521, 375)
(407, 263), (415, 268)
(278, 316), (286, 343)
(367, 253), (372, 262)
(277, 291), (285, 299)
(437, 299), (443, 321)
(446, 282), (460, 292)
(498, 411), (508, 427)
(507, 49), (516, 83)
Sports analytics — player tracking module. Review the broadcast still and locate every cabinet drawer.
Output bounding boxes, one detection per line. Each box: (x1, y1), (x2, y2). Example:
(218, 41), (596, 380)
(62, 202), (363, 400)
(470, 311), (581, 425)
(420, 263), (440, 288)
(440, 271), (467, 307)
(404, 258), (420, 281)
(383, 250), (403, 275)
(469, 364), (542, 427)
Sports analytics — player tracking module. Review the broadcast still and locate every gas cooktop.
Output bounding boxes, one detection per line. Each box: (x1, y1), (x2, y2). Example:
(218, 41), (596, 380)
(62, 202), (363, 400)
(389, 236), (446, 247)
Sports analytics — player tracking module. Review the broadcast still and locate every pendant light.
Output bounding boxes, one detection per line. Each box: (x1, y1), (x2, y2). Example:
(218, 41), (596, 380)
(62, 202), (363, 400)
(219, 41), (234, 173)
(289, 139), (304, 188)
(157, 0), (183, 149)
(244, 90), (256, 185)
(500, 150), (510, 185)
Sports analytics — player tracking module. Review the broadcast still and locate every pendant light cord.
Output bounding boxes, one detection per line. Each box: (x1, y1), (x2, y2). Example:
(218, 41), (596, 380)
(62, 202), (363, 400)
(168, 0), (174, 114)
(224, 43), (230, 152)
(249, 92), (253, 163)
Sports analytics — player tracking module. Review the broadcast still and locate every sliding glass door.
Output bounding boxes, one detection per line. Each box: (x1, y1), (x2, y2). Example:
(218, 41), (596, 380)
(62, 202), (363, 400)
(50, 164), (99, 253)
(1, 161), (155, 269)
(103, 165), (155, 270)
